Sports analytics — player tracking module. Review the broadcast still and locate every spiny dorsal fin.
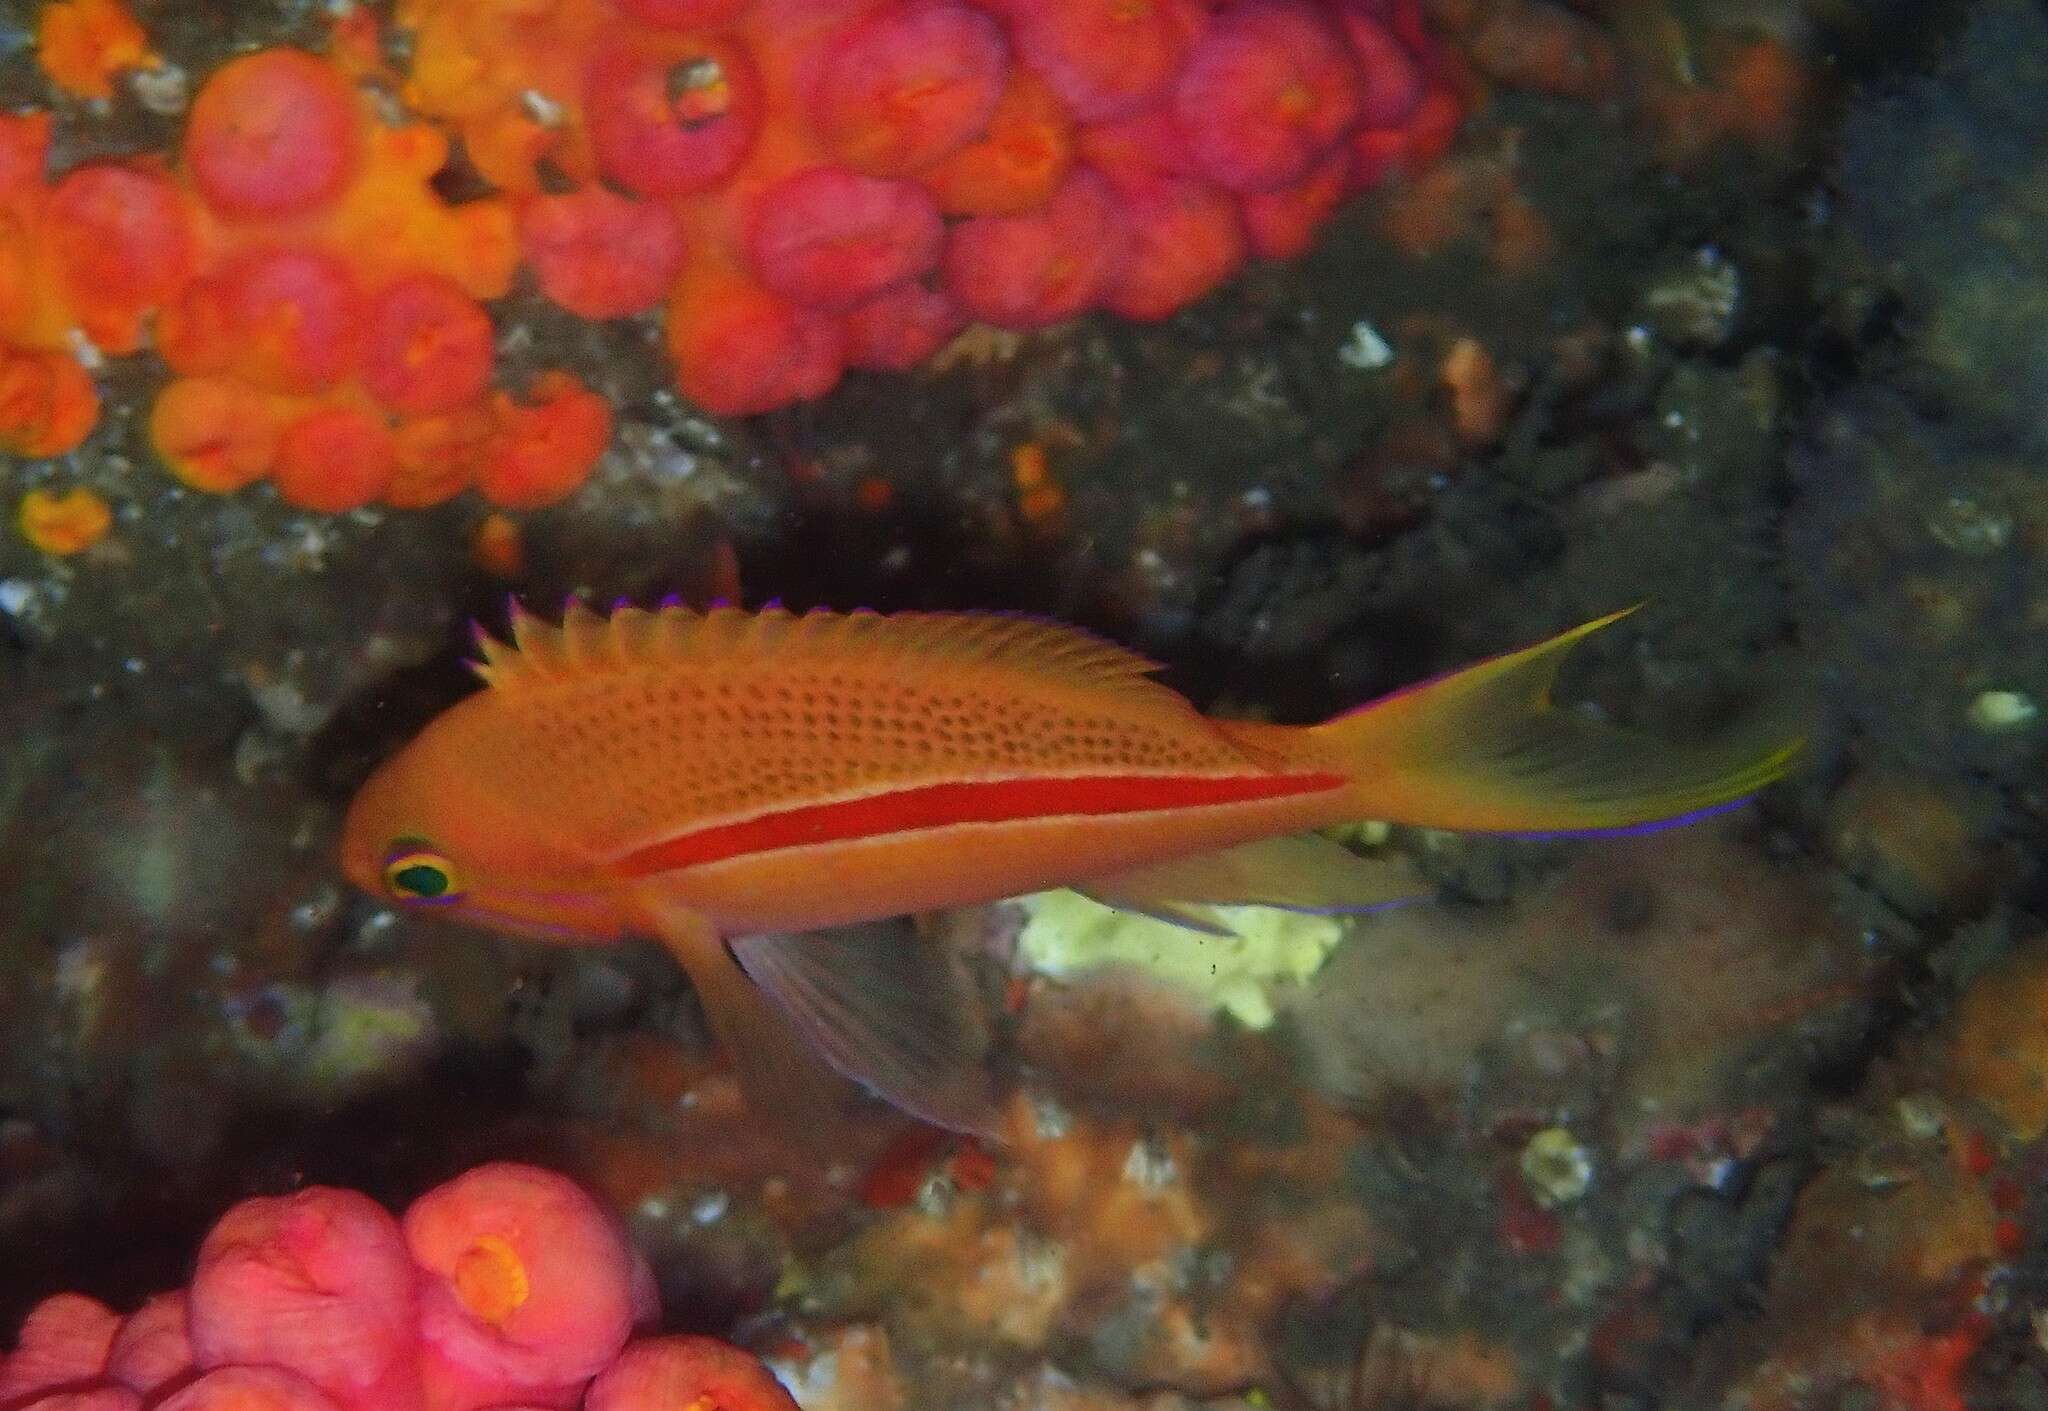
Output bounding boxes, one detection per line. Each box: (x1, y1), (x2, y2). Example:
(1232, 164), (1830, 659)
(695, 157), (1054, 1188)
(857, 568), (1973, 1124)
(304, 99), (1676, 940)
(470, 600), (1167, 700)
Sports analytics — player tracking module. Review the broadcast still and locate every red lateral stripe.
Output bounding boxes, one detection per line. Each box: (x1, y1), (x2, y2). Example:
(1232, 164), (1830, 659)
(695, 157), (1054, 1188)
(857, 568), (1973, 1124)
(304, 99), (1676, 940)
(616, 770), (1348, 876)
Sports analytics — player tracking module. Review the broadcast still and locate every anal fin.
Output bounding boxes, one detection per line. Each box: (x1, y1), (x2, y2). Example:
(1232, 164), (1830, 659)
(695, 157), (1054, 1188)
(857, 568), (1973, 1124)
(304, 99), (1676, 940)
(730, 921), (998, 1139)
(1070, 888), (1240, 936)
(1077, 833), (1423, 925)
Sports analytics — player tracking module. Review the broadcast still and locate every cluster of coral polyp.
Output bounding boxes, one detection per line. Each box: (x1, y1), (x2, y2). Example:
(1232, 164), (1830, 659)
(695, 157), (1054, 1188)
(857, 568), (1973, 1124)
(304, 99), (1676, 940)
(0, 112), (181, 462)
(12, 0), (1455, 511)
(0, 1162), (796, 1411)
(404, 0), (1459, 415)
(4, 38), (611, 514)
(147, 47), (612, 513)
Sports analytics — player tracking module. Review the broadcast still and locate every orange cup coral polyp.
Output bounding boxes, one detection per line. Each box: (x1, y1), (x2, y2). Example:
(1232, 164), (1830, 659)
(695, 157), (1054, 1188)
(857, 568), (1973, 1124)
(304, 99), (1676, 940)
(922, 69), (1075, 216)
(16, 485), (113, 556)
(0, 349), (99, 459)
(475, 374), (615, 510)
(0, 112), (190, 460)
(36, 0), (155, 102)
(270, 403), (400, 513)
(43, 164), (196, 353)
(149, 376), (284, 494)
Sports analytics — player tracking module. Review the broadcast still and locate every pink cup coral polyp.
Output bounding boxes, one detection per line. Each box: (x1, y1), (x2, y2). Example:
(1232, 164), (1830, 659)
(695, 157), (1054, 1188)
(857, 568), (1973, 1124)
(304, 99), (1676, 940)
(0, 1293), (120, 1404)
(359, 275), (495, 417)
(841, 278), (965, 372)
(1099, 172), (1247, 320)
(582, 1336), (799, 1411)
(1173, 1), (1363, 192)
(379, 0), (1462, 422)
(746, 167), (945, 310)
(1241, 146), (1350, 258)
(9, 1391), (143, 1411)
(586, 34), (765, 199)
(811, 3), (1010, 178)
(104, 1290), (194, 1399)
(942, 166), (1128, 329)
(186, 1186), (423, 1411)
(154, 1365), (345, 1411)
(160, 247), (364, 395)
(403, 1161), (640, 1410)
(1335, 7), (1425, 127)
(182, 48), (360, 219)
(1004, 0), (1206, 121)
(2, 1163), (803, 1411)
(518, 189), (686, 321)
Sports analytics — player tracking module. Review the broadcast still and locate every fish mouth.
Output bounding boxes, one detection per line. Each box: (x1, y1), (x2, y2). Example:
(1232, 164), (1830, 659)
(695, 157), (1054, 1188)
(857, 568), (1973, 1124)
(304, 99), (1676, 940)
(336, 824), (384, 899)
(336, 758), (406, 897)
(428, 883), (627, 946)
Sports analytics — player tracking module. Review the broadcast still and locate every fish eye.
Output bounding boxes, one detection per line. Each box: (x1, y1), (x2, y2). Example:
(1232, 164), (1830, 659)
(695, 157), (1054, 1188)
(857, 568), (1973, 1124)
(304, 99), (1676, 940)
(382, 841), (460, 903)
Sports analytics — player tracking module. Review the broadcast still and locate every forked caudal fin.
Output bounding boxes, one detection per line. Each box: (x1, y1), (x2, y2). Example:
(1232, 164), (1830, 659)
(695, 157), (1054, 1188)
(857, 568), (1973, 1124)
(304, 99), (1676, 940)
(1313, 607), (1805, 835)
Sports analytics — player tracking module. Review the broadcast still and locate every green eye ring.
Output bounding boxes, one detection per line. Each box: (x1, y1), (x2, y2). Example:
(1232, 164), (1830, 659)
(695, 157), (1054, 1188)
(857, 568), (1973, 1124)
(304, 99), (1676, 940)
(383, 842), (460, 903)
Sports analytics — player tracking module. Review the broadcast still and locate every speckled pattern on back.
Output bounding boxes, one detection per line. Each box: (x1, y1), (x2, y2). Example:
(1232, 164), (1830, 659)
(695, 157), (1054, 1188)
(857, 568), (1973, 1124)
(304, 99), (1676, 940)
(463, 604), (1268, 850)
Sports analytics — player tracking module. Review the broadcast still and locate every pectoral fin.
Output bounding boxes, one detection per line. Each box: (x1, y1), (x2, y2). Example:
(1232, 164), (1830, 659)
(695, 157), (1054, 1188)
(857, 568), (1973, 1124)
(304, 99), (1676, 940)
(729, 923), (998, 1138)
(642, 896), (865, 1145)
(1077, 833), (1423, 927)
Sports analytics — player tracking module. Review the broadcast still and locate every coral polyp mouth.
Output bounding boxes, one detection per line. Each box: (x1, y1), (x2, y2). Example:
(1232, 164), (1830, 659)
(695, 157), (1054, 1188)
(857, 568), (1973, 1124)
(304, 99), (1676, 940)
(665, 55), (732, 128)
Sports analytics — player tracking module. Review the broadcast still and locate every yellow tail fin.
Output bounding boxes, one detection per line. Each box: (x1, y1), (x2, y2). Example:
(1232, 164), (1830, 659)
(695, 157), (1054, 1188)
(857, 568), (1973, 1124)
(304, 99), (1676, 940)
(1313, 608), (1804, 835)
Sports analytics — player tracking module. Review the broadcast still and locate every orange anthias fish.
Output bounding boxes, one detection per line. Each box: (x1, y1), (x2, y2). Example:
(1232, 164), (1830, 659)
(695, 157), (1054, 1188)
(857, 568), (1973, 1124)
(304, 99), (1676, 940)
(340, 602), (1800, 1134)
